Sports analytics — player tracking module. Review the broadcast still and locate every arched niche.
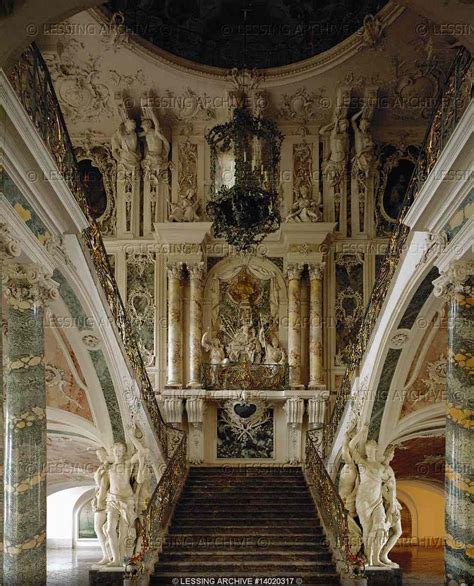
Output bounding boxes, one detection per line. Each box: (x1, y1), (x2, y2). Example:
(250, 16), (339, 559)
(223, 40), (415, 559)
(203, 256), (288, 350)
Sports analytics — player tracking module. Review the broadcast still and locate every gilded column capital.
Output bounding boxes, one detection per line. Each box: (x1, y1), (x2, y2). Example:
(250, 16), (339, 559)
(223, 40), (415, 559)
(308, 262), (325, 280)
(187, 262), (205, 281)
(285, 263), (305, 281)
(0, 223), (21, 262)
(3, 264), (59, 309)
(433, 261), (474, 299)
(167, 261), (186, 280)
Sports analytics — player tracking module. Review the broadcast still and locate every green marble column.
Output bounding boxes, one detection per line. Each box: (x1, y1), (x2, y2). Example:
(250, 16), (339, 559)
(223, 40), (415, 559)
(437, 262), (474, 586)
(0, 224), (21, 583)
(3, 264), (58, 586)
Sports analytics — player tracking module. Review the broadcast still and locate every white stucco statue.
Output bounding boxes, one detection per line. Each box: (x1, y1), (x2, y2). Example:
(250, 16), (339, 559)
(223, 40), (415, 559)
(102, 426), (150, 567)
(111, 106), (141, 171)
(201, 331), (227, 364)
(141, 106), (170, 173)
(92, 447), (111, 565)
(226, 323), (262, 364)
(169, 187), (200, 222)
(259, 326), (286, 364)
(338, 420), (363, 556)
(320, 114), (350, 189)
(286, 184), (321, 223)
(351, 110), (375, 177)
(349, 424), (389, 567)
(338, 420), (359, 517)
(380, 444), (402, 567)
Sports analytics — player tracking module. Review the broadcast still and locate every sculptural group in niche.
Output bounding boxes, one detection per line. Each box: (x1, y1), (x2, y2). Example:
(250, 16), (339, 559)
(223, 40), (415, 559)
(202, 317), (285, 366)
(92, 425), (152, 567)
(339, 421), (402, 568)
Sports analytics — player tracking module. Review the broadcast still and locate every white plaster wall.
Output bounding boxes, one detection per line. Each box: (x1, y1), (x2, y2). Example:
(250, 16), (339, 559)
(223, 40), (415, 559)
(397, 479), (445, 546)
(47, 485), (95, 549)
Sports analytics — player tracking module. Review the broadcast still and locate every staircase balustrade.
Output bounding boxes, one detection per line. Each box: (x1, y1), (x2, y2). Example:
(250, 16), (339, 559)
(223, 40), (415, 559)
(305, 430), (366, 577)
(325, 48), (472, 454)
(8, 42), (188, 576)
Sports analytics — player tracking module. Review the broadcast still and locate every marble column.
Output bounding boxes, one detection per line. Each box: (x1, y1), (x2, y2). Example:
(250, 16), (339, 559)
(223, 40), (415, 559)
(0, 225), (21, 582)
(435, 261), (474, 586)
(166, 262), (185, 388)
(308, 263), (325, 388)
(187, 263), (205, 389)
(3, 264), (58, 586)
(286, 263), (304, 389)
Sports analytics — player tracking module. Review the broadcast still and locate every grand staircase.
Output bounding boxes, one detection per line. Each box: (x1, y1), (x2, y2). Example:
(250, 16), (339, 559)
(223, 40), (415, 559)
(151, 467), (340, 584)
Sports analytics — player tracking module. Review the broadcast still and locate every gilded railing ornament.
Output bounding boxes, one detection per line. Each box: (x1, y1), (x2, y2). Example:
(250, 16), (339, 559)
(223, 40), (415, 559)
(305, 430), (366, 577)
(201, 358), (288, 390)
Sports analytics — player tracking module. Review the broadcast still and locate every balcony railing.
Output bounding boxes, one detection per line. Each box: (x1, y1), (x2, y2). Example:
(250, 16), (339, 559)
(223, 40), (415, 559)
(202, 361), (288, 390)
(325, 48), (472, 454)
(8, 42), (188, 575)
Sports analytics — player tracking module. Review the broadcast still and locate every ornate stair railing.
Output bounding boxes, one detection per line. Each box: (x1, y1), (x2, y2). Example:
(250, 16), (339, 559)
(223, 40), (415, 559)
(325, 47), (472, 455)
(305, 430), (365, 577)
(7, 42), (188, 574)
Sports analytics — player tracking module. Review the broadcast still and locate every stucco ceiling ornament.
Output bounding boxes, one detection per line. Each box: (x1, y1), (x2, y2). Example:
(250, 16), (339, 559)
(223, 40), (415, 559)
(100, 11), (130, 51)
(81, 334), (101, 349)
(45, 363), (84, 412)
(44, 40), (113, 123)
(278, 87), (328, 122)
(357, 14), (385, 50)
(389, 331), (410, 349)
(389, 37), (446, 119)
(421, 354), (448, 397)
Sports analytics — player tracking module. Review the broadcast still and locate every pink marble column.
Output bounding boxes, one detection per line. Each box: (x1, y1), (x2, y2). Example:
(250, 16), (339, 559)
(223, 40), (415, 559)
(286, 263), (304, 389)
(187, 262), (205, 388)
(308, 263), (325, 388)
(166, 262), (185, 387)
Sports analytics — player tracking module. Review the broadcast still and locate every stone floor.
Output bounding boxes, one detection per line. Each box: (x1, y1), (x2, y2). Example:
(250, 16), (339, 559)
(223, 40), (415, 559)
(47, 545), (445, 585)
(391, 546), (444, 585)
(47, 547), (102, 585)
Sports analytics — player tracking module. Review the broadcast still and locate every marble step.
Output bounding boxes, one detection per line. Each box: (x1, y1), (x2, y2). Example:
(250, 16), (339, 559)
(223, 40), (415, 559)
(151, 573), (340, 584)
(178, 496), (314, 505)
(159, 551), (333, 562)
(189, 469), (304, 472)
(174, 505), (315, 514)
(170, 518), (319, 527)
(168, 526), (324, 535)
(155, 560), (337, 572)
(160, 535), (328, 548)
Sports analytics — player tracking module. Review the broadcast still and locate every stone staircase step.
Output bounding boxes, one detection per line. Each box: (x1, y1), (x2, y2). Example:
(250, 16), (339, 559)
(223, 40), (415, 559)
(159, 551), (332, 562)
(150, 572), (340, 586)
(152, 466), (339, 584)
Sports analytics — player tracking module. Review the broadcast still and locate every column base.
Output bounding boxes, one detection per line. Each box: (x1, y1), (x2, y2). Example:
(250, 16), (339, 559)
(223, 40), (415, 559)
(289, 384), (305, 390)
(187, 382), (203, 389)
(165, 383), (183, 390)
(89, 567), (124, 586)
(365, 566), (402, 586)
(308, 381), (326, 389)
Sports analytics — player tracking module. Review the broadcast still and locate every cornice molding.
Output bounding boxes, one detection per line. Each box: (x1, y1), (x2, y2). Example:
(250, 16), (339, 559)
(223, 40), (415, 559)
(90, 3), (404, 85)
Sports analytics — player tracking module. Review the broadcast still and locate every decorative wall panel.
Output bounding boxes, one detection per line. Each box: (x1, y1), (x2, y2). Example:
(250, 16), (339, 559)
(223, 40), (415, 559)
(335, 253), (364, 364)
(126, 252), (156, 367)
